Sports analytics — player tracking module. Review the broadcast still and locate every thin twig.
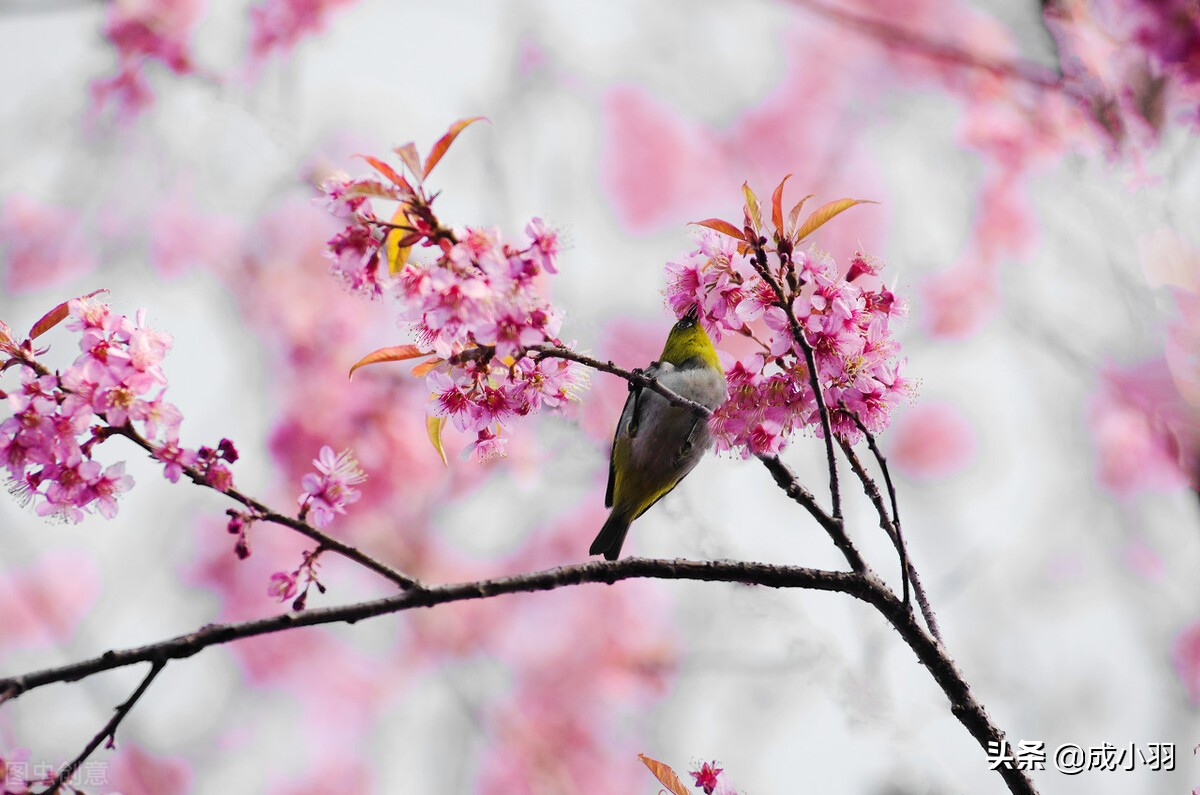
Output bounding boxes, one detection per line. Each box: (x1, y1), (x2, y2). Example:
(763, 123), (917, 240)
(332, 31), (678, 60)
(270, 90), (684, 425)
(38, 661), (165, 795)
(837, 439), (908, 603)
(788, 0), (1080, 97)
(755, 453), (865, 573)
(837, 437), (943, 644)
(10, 356), (422, 591)
(530, 346), (713, 417)
(111, 426), (422, 590)
(747, 239), (843, 518)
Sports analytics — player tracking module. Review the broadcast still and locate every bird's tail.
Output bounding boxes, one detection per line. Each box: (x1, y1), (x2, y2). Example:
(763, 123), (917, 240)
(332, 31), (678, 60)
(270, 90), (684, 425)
(589, 509), (632, 561)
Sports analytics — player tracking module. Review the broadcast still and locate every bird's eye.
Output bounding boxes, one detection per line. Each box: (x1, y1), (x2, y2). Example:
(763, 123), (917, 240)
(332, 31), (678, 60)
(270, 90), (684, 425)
(680, 316), (695, 328)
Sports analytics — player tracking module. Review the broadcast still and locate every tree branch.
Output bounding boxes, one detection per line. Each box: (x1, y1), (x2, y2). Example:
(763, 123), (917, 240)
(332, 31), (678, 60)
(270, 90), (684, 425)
(788, 0), (1079, 97)
(755, 453), (865, 572)
(110, 426), (423, 590)
(38, 661), (165, 795)
(1, 555), (1037, 795)
(0, 558), (865, 701)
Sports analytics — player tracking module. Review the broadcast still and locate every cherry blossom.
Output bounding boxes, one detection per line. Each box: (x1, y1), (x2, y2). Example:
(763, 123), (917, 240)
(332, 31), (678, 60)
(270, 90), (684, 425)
(319, 142), (586, 462)
(666, 224), (911, 455)
(298, 445), (365, 527)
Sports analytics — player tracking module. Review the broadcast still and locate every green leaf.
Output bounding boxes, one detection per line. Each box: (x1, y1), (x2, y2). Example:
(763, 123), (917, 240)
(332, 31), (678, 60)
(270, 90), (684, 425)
(741, 181), (763, 233)
(426, 415), (448, 467)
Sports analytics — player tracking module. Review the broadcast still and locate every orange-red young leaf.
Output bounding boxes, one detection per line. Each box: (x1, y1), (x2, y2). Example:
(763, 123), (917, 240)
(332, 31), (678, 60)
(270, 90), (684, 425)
(30, 288), (106, 339)
(422, 116), (489, 180)
(771, 173), (792, 233)
(786, 193), (814, 237)
(638, 755), (690, 795)
(356, 155), (414, 195)
(411, 356), (442, 377)
(29, 302), (71, 341)
(426, 415), (448, 467)
(348, 345), (430, 379)
(394, 143), (422, 180)
(793, 198), (877, 243)
(344, 181), (405, 200)
(689, 218), (746, 241)
(742, 181), (763, 233)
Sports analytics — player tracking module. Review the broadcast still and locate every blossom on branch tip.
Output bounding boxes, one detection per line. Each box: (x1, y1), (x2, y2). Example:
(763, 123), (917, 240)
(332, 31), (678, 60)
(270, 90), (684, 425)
(298, 445), (365, 527)
(690, 761), (723, 794)
(268, 571), (298, 601)
(0, 296), (205, 521)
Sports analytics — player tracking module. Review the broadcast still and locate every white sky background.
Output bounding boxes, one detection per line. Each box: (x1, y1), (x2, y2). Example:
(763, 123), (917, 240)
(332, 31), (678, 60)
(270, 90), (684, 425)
(1, 1), (1199, 793)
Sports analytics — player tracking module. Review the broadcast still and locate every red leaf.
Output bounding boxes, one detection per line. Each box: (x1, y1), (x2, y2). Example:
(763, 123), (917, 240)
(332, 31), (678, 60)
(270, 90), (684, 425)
(393, 143), (422, 180)
(410, 356), (443, 377)
(343, 180), (405, 200)
(771, 173), (792, 234)
(689, 218), (746, 241)
(423, 116), (489, 181)
(638, 755), (690, 795)
(356, 155), (414, 195)
(793, 198), (877, 243)
(29, 288), (106, 340)
(348, 345), (430, 379)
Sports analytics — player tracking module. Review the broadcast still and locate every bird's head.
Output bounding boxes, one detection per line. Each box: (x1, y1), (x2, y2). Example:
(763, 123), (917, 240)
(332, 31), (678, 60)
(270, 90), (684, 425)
(660, 308), (722, 371)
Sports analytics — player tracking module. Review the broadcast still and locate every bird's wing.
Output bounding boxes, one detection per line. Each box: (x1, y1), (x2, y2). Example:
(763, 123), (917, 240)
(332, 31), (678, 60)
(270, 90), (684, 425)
(606, 362), (665, 508)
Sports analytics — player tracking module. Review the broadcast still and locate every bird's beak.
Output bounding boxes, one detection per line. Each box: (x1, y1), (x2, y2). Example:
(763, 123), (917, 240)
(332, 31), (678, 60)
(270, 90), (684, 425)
(683, 305), (699, 322)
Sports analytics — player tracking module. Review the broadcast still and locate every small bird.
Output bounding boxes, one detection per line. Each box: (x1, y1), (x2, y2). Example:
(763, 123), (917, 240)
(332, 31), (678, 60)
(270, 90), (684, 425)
(590, 310), (727, 560)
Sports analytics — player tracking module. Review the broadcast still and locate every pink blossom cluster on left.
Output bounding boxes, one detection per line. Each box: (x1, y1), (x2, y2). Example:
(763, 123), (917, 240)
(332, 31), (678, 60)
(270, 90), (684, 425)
(0, 297), (210, 521)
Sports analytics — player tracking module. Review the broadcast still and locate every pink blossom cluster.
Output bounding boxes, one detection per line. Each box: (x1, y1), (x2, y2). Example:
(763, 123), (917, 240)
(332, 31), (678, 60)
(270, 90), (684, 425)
(665, 229), (910, 454)
(248, 0), (358, 65)
(297, 445), (365, 527)
(268, 545), (326, 611)
(321, 173), (583, 462)
(92, 0), (203, 118)
(0, 297), (210, 521)
(319, 174), (399, 298)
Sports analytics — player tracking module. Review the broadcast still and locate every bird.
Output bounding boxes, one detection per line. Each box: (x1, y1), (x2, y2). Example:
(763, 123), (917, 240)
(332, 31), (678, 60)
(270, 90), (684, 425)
(590, 310), (727, 560)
